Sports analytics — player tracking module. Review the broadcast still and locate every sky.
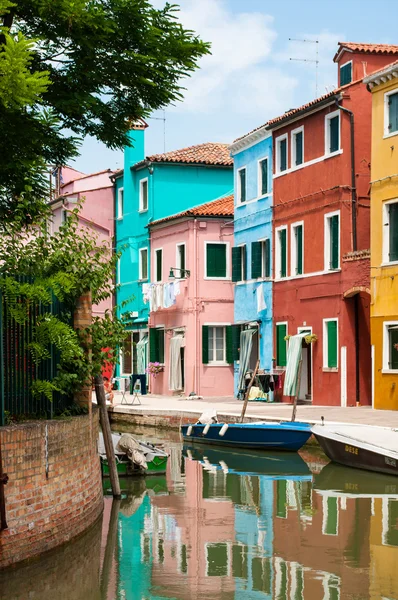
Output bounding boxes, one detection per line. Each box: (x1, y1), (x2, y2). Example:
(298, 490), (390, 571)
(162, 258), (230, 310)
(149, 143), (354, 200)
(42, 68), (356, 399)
(72, 0), (398, 173)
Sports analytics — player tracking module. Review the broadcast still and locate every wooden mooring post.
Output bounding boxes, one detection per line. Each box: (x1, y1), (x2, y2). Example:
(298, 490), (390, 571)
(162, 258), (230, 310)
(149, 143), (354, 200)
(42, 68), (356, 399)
(240, 360), (260, 423)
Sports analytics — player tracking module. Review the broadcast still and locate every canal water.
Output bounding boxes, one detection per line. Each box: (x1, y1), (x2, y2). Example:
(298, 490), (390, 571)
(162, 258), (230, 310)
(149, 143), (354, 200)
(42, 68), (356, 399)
(1, 428), (398, 600)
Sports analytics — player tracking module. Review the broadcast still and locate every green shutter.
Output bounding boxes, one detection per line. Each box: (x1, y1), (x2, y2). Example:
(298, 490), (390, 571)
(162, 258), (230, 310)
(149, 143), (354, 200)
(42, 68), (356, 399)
(251, 241), (262, 279)
(231, 325), (241, 362)
(276, 324), (287, 367)
(389, 327), (398, 369)
(239, 169), (246, 203)
(242, 245), (247, 281)
(149, 328), (159, 362)
(325, 497), (338, 534)
(280, 229), (287, 278)
(329, 115), (339, 153)
(206, 244), (227, 278)
(226, 326), (233, 364)
(264, 238), (271, 278)
(232, 246), (242, 282)
(340, 62), (352, 86)
(296, 225), (303, 274)
(388, 92), (398, 134)
(261, 159), (268, 195)
(156, 249), (162, 281)
(327, 321), (338, 368)
(276, 480), (287, 518)
(280, 139), (287, 171)
(202, 325), (209, 364)
(389, 204), (398, 261)
(158, 329), (164, 363)
(295, 131), (303, 165)
(330, 215), (339, 269)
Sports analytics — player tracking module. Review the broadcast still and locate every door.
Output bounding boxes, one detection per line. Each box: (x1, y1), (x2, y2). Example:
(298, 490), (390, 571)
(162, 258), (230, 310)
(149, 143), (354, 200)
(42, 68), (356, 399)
(298, 329), (312, 403)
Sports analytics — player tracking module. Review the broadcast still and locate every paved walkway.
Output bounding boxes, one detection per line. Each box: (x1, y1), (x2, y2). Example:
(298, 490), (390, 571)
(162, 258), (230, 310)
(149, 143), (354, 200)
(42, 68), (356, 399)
(106, 392), (398, 427)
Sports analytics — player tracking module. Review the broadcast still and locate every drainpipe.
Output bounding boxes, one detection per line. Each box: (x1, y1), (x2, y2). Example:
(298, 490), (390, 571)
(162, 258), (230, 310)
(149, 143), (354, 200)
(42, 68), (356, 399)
(193, 218), (199, 395)
(335, 100), (360, 405)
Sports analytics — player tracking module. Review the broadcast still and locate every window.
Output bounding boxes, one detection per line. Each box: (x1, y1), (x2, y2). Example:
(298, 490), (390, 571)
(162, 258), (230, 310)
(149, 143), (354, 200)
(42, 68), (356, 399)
(202, 324), (236, 365)
(385, 89), (398, 136)
(383, 200), (398, 263)
(208, 326), (226, 364)
(325, 111), (340, 155)
(323, 319), (338, 369)
(325, 211), (340, 270)
(276, 226), (287, 279)
(258, 158), (268, 196)
(232, 245), (246, 282)
(206, 543), (230, 577)
(149, 327), (164, 363)
(251, 239), (270, 279)
(121, 332), (132, 374)
(322, 496), (339, 535)
(117, 187), (124, 219)
(61, 209), (69, 224)
(340, 61), (352, 86)
(383, 322), (398, 371)
(139, 178), (148, 212)
(291, 222), (304, 275)
(276, 323), (287, 367)
(139, 247), (148, 280)
(205, 242), (228, 279)
(291, 126), (304, 167)
(276, 135), (288, 173)
(155, 248), (162, 282)
(176, 243), (186, 277)
(238, 168), (246, 203)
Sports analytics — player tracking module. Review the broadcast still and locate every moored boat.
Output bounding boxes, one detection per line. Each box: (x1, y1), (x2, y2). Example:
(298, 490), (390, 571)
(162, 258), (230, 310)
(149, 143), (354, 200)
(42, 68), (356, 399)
(312, 423), (398, 477)
(314, 462), (398, 497)
(180, 420), (312, 452)
(99, 433), (168, 477)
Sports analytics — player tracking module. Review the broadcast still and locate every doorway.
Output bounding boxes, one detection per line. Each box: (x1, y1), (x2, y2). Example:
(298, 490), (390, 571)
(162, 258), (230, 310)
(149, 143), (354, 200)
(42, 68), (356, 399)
(248, 327), (259, 371)
(298, 328), (312, 403)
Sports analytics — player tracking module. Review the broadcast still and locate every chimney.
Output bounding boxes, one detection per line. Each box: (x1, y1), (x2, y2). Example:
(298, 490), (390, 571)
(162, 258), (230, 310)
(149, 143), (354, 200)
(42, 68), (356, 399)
(124, 118), (148, 169)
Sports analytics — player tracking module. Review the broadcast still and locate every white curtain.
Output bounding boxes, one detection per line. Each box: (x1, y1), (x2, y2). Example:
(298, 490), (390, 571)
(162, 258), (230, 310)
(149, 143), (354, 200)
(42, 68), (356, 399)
(238, 329), (256, 394)
(283, 333), (307, 396)
(136, 334), (148, 375)
(169, 335), (183, 391)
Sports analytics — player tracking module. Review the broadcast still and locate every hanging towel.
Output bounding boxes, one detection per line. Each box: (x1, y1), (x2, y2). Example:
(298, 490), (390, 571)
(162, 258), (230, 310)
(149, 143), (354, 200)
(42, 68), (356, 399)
(174, 280), (181, 296)
(156, 284), (164, 310)
(283, 333), (307, 396)
(257, 285), (267, 313)
(142, 283), (150, 304)
(169, 335), (183, 391)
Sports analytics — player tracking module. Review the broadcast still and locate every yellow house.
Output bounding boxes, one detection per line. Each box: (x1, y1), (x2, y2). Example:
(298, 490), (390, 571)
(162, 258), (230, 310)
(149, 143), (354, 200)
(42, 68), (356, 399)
(365, 62), (398, 410)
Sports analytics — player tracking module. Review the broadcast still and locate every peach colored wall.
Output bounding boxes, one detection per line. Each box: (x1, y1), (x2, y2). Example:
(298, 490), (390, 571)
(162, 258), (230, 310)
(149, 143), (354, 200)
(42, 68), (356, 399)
(149, 217), (234, 397)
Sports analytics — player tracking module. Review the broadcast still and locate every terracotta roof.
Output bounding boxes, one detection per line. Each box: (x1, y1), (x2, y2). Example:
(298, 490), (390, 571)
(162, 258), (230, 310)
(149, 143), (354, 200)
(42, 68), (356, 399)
(334, 42), (398, 62)
(136, 142), (233, 168)
(148, 194), (234, 226)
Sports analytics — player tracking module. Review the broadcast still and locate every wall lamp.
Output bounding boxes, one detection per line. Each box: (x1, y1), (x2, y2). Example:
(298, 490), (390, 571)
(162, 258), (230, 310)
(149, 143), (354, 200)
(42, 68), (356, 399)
(169, 267), (191, 279)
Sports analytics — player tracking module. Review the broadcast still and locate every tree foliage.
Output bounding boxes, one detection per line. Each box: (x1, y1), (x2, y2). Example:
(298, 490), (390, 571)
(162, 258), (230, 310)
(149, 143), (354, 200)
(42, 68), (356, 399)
(0, 0), (209, 222)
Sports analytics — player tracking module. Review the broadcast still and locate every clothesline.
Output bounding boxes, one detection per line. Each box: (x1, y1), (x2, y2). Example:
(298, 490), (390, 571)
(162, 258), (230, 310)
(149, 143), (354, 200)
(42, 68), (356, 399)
(142, 281), (181, 312)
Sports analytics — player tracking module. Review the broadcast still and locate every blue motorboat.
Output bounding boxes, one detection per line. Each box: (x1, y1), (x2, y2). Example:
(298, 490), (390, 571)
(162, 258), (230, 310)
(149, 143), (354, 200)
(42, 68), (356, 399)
(180, 420), (312, 452)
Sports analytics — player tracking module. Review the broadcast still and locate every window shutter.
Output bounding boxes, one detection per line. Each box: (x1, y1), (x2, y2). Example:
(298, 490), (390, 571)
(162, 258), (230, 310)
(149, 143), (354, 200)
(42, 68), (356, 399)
(242, 245), (247, 281)
(276, 324), (287, 367)
(232, 246), (242, 282)
(156, 249), (162, 281)
(330, 216), (339, 269)
(202, 325), (209, 364)
(149, 327), (159, 362)
(158, 329), (165, 363)
(388, 92), (398, 133)
(389, 327), (398, 369)
(239, 169), (246, 203)
(226, 326), (234, 364)
(325, 497), (338, 535)
(280, 139), (287, 171)
(251, 241), (262, 279)
(296, 225), (303, 274)
(261, 159), (268, 195)
(389, 204), (398, 261)
(207, 244), (227, 278)
(265, 238), (271, 278)
(231, 325), (241, 362)
(329, 116), (339, 153)
(295, 131), (303, 166)
(280, 229), (287, 278)
(327, 321), (338, 368)
(340, 63), (352, 86)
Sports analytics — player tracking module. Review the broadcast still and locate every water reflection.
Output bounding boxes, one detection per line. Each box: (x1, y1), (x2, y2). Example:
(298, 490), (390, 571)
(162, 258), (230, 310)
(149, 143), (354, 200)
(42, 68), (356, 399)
(2, 437), (398, 600)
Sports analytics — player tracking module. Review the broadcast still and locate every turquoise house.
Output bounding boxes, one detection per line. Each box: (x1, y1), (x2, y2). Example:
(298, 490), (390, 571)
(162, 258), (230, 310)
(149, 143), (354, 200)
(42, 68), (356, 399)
(229, 125), (273, 397)
(114, 122), (233, 378)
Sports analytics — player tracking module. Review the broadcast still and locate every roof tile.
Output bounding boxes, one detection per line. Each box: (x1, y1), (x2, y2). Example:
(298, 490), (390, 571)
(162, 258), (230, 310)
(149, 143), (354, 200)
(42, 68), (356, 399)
(149, 194), (234, 226)
(334, 41), (398, 62)
(142, 142), (232, 167)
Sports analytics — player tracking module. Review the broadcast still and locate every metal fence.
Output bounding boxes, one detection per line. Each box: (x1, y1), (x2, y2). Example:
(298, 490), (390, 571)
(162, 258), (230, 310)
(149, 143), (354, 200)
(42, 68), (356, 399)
(0, 277), (74, 425)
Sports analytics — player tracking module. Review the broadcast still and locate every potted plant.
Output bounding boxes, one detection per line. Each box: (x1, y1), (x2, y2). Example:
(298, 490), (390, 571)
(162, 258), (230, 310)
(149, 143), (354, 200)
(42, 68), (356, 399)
(146, 362), (164, 378)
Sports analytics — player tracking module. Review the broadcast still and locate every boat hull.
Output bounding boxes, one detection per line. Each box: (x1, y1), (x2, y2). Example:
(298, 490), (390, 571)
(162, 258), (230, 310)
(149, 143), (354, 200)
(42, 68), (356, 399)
(181, 422), (312, 452)
(101, 454), (168, 477)
(313, 431), (398, 477)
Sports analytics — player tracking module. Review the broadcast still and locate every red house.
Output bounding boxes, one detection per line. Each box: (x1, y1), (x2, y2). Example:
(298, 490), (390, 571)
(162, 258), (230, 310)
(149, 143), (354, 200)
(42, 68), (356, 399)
(270, 42), (398, 407)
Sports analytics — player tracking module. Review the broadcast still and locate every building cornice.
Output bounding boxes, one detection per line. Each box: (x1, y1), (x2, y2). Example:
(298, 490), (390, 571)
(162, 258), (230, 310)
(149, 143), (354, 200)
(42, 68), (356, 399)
(364, 63), (398, 89)
(229, 126), (270, 156)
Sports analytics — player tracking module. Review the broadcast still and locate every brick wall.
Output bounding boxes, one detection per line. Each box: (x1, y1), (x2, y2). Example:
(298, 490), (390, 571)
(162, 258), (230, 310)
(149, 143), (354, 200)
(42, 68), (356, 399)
(0, 410), (103, 569)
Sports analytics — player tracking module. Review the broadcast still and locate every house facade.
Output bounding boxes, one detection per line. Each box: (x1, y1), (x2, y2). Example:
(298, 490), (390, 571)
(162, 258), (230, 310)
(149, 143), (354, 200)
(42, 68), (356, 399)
(365, 61), (398, 410)
(113, 122), (233, 381)
(147, 196), (235, 397)
(229, 128), (273, 397)
(268, 43), (398, 407)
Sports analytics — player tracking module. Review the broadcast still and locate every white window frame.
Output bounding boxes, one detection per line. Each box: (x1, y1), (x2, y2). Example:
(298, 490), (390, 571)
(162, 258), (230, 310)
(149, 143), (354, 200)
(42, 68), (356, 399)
(117, 187), (124, 219)
(382, 199), (398, 265)
(339, 60), (353, 86)
(204, 241), (230, 281)
(275, 225), (288, 280)
(291, 220), (304, 277)
(205, 324), (229, 366)
(324, 110), (341, 156)
(291, 126), (304, 168)
(275, 133), (288, 174)
(257, 237), (271, 279)
(237, 243), (246, 282)
(139, 177), (149, 212)
(324, 210), (340, 271)
(237, 167), (247, 204)
(154, 248), (163, 283)
(384, 88), (398, 138)
(323, 318), (339, 370)
(382, 320), (398, 373)
(257, 156), (269, 197)
(139, 247), (148, 281)
(176, 242), (186, 278)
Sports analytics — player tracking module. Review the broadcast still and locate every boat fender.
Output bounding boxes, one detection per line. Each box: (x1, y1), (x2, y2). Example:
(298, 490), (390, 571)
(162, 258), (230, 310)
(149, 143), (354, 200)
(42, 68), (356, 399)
(219, 424), (229, 437)
(203, 423), (211, 435)
(187, 425), (193, 436)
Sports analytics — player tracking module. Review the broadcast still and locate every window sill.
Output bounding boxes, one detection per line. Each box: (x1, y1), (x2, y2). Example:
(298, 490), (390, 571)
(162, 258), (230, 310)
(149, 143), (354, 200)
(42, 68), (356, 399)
(322, 367), (339, 373)
(383, 131), (398, 140)
(381, 369), (398, 374)
(138, 278), (148, 283)
(138, 208), (148, 214)
(206, 362), (232, 367)
(116, 216), (123, 221)
(273, 149), (343, 179)
(381, 261), (398, 267)
(204, 276), (231, 281)
(236, 194), (271, 207)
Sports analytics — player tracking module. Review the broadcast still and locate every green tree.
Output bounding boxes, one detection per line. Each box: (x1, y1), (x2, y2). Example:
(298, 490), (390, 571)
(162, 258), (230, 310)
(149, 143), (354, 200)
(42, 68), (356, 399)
(0, 0), (209, 223)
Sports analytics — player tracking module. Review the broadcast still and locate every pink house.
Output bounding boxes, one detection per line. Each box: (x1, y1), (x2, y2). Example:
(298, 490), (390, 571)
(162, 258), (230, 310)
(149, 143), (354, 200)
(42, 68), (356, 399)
(147, 195), (235, 397)
(50, 167), (115, 318)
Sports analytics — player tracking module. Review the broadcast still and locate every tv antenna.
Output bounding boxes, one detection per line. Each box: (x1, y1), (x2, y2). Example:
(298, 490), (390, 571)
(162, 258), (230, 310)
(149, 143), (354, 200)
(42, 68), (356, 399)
(149, 110), (167, 153)
(289, 38), (319, 97)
